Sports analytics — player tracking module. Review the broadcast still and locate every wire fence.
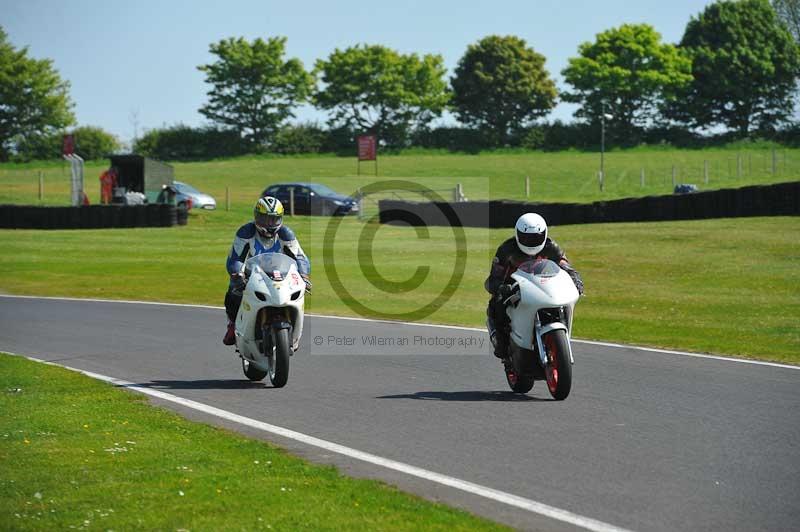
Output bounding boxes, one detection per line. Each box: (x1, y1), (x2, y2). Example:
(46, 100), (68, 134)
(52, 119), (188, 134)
(596, 148), (796, 192)
(512, 148), (799, 202)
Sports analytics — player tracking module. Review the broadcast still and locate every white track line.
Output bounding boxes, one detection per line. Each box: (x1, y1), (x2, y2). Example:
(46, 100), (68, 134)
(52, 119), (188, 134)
(22, 354), (633, 532)
(1, 294), (797, 370)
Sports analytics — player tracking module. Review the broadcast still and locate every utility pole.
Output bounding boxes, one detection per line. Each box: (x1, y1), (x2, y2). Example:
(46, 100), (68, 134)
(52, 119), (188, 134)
(600, 102), (613, 193)
(600, 102), (606, 192)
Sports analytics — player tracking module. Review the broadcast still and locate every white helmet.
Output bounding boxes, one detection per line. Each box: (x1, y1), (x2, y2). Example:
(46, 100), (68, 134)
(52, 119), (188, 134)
(515, 213), (548, 256)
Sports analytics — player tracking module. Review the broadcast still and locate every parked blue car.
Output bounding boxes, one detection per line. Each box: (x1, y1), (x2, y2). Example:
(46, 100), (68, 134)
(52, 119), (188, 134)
(261, 182), (359, 216)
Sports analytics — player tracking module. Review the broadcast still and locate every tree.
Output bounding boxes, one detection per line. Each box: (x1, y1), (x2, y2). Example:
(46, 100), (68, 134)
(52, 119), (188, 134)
(773, 0), (800, 41)
(197, 36), (314, 147)
(271, 122), (327, 154)
(674, 0), (800, 136)
(134, 124), (248, 161)
(451, 35), (557, 146)
(70, 126), (119, 160)
(16, 125), (119, 161)
(314, 44), (450, 147)
(561, 24), (692, 142)
(0, 26), (75, 161)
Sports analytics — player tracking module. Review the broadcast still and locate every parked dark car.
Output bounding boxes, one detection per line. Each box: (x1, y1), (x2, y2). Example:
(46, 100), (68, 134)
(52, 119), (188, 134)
(261, 182), (359, 216)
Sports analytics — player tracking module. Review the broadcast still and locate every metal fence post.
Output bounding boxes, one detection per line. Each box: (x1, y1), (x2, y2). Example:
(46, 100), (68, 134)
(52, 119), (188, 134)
(525, 175), (530, 197)
(289, 187), (295, 216)
(704, 160), (709, 185)
(38, 171), (43, 201)
(640, 168), (645, 187)
(225, 186), (230, 211)
(672, 166), (676, 188)
(737, 154), (742, 178)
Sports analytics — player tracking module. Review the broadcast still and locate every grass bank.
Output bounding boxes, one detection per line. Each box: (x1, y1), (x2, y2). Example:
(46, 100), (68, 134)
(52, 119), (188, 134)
(0, 212), (797, 363)
(2, 146), (798, 207)
(0, 353), (506, 531)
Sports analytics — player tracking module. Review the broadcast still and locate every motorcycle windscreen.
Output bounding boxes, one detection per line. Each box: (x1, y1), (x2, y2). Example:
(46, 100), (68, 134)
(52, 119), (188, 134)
(244, 252), (297, 278)
(517, 258), (560, 277)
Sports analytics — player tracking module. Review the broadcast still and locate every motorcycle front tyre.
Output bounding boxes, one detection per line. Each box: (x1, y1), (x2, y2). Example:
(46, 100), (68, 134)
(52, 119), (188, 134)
(268, 327), (291, 388)
(544, 329), (572, 400)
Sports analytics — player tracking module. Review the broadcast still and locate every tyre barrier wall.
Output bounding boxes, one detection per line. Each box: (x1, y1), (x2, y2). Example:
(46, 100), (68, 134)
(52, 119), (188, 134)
(0, 204), (185, 229)
(378, 181), (800, 228)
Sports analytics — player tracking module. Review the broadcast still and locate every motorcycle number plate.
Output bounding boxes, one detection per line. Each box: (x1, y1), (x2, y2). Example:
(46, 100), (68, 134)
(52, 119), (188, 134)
(273, 270), (283, 281)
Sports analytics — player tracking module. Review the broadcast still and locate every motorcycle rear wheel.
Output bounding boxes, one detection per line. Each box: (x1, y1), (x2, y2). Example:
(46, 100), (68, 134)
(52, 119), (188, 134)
(506, 366), (534, 393)
(544, 330), (572, 400)
(241, 358), (267, 381)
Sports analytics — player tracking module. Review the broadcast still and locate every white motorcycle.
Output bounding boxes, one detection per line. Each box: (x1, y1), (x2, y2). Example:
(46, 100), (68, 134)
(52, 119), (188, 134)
(500, 258), (580, 400)
(234, 253), (306, 387)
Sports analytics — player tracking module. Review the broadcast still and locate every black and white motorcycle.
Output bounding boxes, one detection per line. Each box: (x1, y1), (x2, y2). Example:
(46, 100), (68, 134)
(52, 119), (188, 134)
(500, 258), (580, 400)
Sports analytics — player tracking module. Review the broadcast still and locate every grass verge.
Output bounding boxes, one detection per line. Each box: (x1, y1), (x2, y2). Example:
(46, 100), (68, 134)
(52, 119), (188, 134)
(0, 213), (797, 363)
(0, 353), (507, 531)
(2, 146), (799, 207)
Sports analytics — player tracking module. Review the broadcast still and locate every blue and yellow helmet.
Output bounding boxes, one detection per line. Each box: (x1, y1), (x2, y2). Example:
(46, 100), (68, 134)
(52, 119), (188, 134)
(254, 196), (284, 237)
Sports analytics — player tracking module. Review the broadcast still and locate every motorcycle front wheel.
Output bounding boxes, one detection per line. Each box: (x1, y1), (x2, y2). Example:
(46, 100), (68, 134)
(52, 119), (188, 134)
(264, 327), (291, 388)
(543, 330), (572, 400)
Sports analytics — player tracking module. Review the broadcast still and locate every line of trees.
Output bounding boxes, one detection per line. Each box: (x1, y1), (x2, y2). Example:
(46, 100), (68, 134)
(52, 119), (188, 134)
(2, 0), (799, 162)
(185, 0), (799, 154)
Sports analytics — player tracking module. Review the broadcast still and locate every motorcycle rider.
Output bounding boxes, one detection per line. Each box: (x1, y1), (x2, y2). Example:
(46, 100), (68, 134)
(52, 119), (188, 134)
(485, 212), (584, 358)
(223, 196), (311, 345)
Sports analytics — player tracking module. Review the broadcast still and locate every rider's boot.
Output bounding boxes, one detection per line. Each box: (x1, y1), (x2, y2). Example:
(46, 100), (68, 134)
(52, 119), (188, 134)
(487, 319), (507, 359)
(222, 320), (236, 346)
(493, 333), (508, 359)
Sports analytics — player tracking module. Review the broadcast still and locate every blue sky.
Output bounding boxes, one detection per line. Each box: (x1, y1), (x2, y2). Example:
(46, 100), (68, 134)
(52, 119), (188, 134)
(5, 0), (714, 144)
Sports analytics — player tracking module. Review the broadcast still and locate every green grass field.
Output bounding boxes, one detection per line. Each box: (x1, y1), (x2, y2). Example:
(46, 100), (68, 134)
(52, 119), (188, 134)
(0, 148), (797, 530)
(0, 353), (507, 531)
(2, 145), (799, 208)
(0, 208), (797, 363)
(1, 148), (798, 362)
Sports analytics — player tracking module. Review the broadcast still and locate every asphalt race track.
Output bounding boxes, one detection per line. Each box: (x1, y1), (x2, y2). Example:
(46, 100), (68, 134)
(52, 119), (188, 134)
(1, 295), (798, 531)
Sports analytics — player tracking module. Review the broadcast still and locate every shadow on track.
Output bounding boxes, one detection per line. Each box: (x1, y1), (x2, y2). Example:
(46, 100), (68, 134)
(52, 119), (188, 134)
(125, 379), (270, 390)
(376, 390), (549, 402)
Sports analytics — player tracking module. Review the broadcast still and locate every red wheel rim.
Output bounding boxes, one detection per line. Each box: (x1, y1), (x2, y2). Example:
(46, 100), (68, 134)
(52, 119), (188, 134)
(507, 371), (518, 386)
(545, 335), (558, 394)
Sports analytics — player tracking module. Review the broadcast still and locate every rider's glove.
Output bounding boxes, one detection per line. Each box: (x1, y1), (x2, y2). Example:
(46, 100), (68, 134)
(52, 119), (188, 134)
(301, 274), (312, 294)
(230, 273), (246, 293)
(570, 272), (584, 295)
(497, 283), (513, 303)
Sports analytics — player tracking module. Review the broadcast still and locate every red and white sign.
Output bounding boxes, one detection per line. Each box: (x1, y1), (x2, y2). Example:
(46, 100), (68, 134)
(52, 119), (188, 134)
(357, 135), (377, 161)
(62, 134), (75, 156)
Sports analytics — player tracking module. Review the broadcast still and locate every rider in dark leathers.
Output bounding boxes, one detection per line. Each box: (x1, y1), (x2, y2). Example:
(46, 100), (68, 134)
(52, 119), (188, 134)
(485, 213), (583, 358)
